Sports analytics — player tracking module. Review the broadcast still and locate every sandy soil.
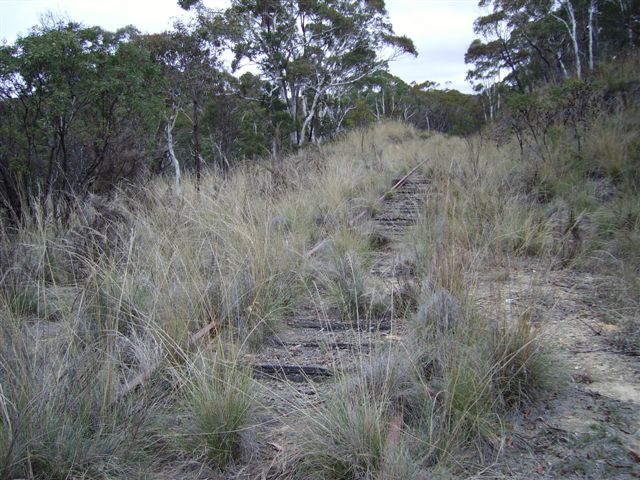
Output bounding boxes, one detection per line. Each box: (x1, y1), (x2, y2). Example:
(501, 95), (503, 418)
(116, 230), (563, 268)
(475, 260), (640, 479)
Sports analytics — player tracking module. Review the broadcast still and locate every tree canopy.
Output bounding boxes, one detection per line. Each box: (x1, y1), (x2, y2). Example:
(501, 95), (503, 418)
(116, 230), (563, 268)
(222, 0), (416, 145)
(466, 0), (640, 98)
(0, 21), (163, 221)
(0, 3), (494, 225)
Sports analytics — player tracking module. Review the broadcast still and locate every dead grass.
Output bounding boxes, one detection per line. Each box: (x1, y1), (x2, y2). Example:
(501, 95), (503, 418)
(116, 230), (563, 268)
(0, 121), (423, 477)
(0, 111), (636, 477)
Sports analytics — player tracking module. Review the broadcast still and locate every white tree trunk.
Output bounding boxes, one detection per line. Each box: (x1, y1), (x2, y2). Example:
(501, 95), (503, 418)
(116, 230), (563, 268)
(335, 105), (354, 133)
(566, 1), (582, 78)
(557, 51), (570, 78)
(299, 85), (322, 146)
(588, 0), (597, 70)
(166, 113), (181, 196)
(552, 1), (582, 78)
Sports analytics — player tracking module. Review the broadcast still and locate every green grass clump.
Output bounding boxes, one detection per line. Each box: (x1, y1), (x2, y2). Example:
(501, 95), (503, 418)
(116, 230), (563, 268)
(490, 316), (558, 409)
(287, 352), (421, 479)
(291, 392), (388, 479)
(171, 350), (255, 468)
(322, 249), (374, 321)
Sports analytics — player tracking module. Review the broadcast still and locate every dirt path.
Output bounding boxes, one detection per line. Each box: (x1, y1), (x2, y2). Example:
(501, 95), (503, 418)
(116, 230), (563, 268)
(475, 261), (640, 479)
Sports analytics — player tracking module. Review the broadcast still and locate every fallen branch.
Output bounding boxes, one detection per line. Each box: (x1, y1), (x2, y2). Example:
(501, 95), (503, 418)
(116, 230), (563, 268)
(188, 319), (218, 347)
(115, 319), (218, 403)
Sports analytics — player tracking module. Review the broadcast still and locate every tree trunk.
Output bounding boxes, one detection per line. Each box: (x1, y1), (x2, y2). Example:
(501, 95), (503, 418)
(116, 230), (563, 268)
(588, 0), (596, 71)
(298, 85), (322, 147)
(566, 1), (582, 78)
(192, 98), (201, 191)
(499, 39), (524, 89)
(552, 1), (581, 78)
(166, 113), (181, 196)
(557, 51), (570, 78)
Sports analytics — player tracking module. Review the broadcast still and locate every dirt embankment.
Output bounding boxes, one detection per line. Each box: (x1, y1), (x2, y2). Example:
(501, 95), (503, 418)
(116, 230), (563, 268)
(476, 262), (640, 479)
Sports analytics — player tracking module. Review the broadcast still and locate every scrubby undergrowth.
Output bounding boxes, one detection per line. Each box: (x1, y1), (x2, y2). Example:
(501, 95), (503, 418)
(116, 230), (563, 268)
(1, 82), (638, 479)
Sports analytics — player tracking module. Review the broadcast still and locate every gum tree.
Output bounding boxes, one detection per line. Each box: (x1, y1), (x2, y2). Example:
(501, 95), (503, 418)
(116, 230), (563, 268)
(143, 11), (227, 191)
(220, 0), (416, 146)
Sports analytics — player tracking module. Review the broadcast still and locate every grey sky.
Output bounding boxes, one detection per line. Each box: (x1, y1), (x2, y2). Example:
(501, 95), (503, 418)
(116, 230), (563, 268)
(0, 0), (482, 92)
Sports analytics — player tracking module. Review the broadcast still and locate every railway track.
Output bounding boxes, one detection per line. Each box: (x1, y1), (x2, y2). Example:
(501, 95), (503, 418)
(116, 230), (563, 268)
(239, 170), (430, 475)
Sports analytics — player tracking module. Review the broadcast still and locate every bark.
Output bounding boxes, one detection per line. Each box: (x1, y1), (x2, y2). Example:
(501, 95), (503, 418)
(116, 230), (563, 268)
(553, 1), (582, 78)
(192, 98), (201, 190)
(299, 85), (322, 146)
(499, 38), (524, 89)
(588, 0), (597, 71)
(166, 112), (181, 196)
(557, 51), (570, 78)
(335, 105), (354, 132)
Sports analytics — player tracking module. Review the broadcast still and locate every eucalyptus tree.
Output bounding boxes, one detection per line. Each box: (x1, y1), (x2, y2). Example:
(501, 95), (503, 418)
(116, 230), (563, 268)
(220, 0), (416, 146)
(143, 11), (228, 190)
(466, 0), (640, 96)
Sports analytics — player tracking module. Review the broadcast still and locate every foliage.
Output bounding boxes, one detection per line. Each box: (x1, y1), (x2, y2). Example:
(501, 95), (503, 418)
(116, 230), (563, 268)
(0, 22), (165, 220)
(222, 0), (416, 146)
(343, 71), (485, 136)
(466, 0), (640, 117)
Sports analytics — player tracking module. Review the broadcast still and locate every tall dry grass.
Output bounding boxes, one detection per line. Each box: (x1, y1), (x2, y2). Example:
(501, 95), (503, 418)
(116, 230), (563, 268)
(0, 122), (422, 477)
(1, 106), (637, 477)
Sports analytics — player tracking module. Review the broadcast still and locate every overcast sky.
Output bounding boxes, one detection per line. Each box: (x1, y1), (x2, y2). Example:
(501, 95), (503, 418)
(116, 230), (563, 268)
(0, 0), (483, 92)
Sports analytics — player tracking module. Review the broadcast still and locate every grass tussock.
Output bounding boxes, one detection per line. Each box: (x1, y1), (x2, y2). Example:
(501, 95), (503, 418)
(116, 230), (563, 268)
(169, 348), (256, 468)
